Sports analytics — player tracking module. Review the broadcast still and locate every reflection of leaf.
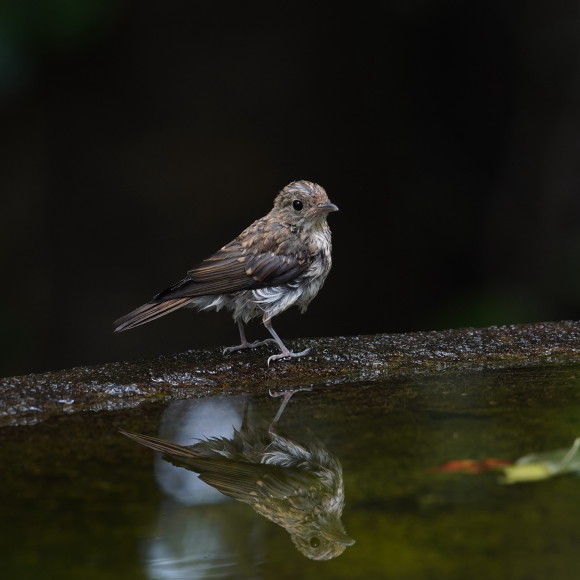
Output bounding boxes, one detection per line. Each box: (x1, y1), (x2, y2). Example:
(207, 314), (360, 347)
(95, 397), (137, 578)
(430, 458), (512, 474)
(499, 437), (580, 485)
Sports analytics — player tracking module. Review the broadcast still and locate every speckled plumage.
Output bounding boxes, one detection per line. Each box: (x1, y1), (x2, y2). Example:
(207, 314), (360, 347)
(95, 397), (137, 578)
(114, 180), (338, 364)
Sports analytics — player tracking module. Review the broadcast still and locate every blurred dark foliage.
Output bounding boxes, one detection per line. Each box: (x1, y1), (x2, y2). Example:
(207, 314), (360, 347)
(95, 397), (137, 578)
(1, 0), (580, 377)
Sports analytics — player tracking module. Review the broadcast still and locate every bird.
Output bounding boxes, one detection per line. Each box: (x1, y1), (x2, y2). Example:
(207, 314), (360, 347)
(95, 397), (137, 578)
(113, 180), (338, 365)
(121, 389), (354, 560)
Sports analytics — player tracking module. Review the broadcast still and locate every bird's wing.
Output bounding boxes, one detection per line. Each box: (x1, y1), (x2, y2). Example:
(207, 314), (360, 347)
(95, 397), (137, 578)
(121, 430), (317, 502)
(197, 464), (317, 503)
(153, 229), (310, 301)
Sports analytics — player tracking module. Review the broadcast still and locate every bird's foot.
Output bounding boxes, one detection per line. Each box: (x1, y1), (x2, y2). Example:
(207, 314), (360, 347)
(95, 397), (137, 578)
(267, 347), (311, 366)
(223, 338), (277, 355)
(267, 387), (313, 431)
(268, 386), (313, 398)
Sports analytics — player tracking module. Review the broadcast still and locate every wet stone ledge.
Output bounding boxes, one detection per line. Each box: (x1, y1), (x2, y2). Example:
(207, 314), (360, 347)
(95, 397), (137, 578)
(2, 320), (580, 427)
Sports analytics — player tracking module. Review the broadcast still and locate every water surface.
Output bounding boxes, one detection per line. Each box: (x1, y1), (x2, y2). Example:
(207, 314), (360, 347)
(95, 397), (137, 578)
(2, 364), (580, 579)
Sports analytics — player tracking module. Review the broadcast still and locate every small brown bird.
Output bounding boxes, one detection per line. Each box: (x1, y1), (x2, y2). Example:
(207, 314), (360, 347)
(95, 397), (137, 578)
(121, 390), (354, 560)
(114, 180), (338, 364)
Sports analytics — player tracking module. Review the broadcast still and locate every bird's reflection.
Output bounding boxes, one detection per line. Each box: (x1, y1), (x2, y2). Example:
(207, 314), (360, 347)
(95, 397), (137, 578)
(123, 389), (354, 562)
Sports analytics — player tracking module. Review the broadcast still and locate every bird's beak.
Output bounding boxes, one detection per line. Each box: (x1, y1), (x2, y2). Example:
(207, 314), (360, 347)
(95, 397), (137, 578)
(329, 529), (356, 546)
(314, 202), (339, 215)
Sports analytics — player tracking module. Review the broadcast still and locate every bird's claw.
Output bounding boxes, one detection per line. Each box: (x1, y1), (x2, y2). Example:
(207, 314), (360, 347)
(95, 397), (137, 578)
(223, 345), (241, 355)
(223, 338), (277, 355)
(268, 386), (313, 398)
(249, 338), (278, 349)
(267, 347), (311, 366)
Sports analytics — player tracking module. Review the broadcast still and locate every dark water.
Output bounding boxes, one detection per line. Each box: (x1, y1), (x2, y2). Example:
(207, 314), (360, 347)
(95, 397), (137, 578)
(3, 364), (580, 579)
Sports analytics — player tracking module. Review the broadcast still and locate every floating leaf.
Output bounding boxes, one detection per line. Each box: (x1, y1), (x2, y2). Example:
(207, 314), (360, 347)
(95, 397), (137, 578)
(499, 437), (580, 484)
(430, 458), (511, 474)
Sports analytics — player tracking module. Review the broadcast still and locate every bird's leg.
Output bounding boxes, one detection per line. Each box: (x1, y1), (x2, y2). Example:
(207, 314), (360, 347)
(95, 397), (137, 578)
(268, 387), (313, 432)
(263, 317), (311, 366)
(223, 320), (277, 354)
(239, 392), (251, 431)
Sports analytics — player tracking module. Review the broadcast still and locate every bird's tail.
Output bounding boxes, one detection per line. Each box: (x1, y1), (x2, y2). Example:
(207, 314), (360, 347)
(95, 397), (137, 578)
(113, 297), (192, 332)
(120, 430), (198, 457)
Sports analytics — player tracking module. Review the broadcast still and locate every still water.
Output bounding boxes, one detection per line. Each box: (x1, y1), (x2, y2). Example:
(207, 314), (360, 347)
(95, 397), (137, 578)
(2, 364), (580, 579)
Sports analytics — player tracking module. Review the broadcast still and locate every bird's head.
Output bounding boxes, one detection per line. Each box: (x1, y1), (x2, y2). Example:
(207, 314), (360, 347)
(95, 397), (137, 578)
(289, 512), (355, 560)
(272, 180), (338, 231)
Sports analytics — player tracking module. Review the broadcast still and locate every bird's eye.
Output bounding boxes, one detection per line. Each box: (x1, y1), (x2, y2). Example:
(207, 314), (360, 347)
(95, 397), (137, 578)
(309, 536), (320, 548)
(292, 199), (303, 211)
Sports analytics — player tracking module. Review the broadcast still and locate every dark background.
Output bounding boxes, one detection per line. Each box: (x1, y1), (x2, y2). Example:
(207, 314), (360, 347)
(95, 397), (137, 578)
(2, 1), (580, 378)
